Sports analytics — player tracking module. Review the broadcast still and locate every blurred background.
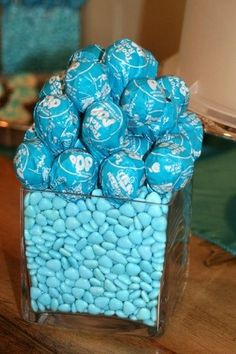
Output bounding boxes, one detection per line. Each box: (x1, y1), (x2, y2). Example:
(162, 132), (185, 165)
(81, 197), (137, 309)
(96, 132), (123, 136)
(0, 0), (236, 256)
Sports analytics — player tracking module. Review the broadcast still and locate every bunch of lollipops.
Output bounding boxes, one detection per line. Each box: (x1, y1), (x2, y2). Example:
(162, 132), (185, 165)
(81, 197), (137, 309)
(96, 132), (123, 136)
(14, 38), (203, 200)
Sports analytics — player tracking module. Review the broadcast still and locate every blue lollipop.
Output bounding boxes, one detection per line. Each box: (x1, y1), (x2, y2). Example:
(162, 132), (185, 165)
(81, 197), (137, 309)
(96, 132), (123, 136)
(68, 44), (104, 65)
(157, 75), (190, 115)
(100, 151), (145, 200)
(39, 74), (64, 100)
(145, 134), (193, 194)
(23, 124), (37, 142)
(65, 61), (111, 112)
(34, 95), (80, 155)
(82, 99), (127, 157)
(178, 111), (203, 161)
(104, 39), (158, 102)
(14, 139), (54, 189)
(122, 132), (152, 158)
(50, 149), (98, 195)
(121, 78), (177, 139)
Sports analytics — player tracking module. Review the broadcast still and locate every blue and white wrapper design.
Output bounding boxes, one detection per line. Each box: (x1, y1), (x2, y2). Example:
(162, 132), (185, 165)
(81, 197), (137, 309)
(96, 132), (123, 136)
(39, 74), (64, 100)
(82, 99), (127, 157)
(50, 149), (98, 195)
(68, 44), (104, 65)
(178, 111), (203, 161)
(14, 139), (53, 189)
(65, 61), (111, 112)
(122, 132), (152, 158)
(104, 39), (158, 102)
(157, 76), (189, 115)
(121, 79), (166, 125)
(100, 151), (145, 200)
(145, 134), (193, 194)
(149, 99), (178, 139)
(34, 95), (80, 155)
(23, 124), (37, 142)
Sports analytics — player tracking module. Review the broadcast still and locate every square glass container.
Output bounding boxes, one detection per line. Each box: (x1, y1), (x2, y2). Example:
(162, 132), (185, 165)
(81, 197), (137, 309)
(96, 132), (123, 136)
(21, 183), (192, 336)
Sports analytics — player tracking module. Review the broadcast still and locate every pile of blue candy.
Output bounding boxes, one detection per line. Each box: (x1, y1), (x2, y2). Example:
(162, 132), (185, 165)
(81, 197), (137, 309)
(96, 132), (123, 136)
(14, 38), (203, 327)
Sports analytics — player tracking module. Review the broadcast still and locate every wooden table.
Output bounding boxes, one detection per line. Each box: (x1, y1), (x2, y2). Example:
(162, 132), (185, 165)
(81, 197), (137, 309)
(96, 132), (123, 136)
(0, 155), (235, 354)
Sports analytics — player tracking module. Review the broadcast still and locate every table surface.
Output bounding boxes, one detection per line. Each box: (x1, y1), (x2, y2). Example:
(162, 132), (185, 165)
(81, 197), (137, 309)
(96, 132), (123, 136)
(0, 155), (236, 354)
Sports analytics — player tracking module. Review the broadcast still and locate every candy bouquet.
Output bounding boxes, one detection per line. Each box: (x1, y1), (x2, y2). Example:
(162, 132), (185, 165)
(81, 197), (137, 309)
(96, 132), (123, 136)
(14, 39), (203, 333)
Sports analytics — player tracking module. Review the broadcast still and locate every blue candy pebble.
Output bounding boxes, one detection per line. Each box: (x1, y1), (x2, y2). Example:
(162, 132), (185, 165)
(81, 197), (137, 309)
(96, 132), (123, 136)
(79, 265), (93, 279)
(77, 210), (91, 224)
(53, 219), (66, 233)
(137, 212), (152, 228)
(123, 301), (136, 316)
(29, 192), (42, 206)
(146, 192), (161, 204)
(119, 204), (136, 217)
(95, 297), (109, 309)
(109, 298), (123, 311)
(137, 308), (151, 320)
(93, 211), (106, 226)
(98, 255), (113, 268)
(151, 217), (167, 231)
(64, 267), (79, 280)
(65, 202), (79, 216)
(88, 304), (100, 314)
(114, 224), (129, 237)
(96, 198), (111, 212)
(30, 287), (41, 300)
(66, 217), (80, 230)
(138, 245), (152, 260)
(126, 263), (141, 276)
(129, 230), (142, 244)
(38, 293), (51, 306)
(107, 250), (127, 264)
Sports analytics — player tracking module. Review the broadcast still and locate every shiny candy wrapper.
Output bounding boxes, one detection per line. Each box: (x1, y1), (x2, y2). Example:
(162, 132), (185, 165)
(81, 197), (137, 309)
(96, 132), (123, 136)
(121, 78), (166, 128)
(39, 74), (64, 100)
(68, 44), (104, 65)
(122, 132), (152, 158)
(157, 75), (190, 115)
(49, 149), (98, 195)
(100, 151), (145, 200)
(148, 99), (178, 139)
(82, 99), (127, 157)
(178, 111), (203, 161)
(23, 123), (37, 142)
(145, 134), (193, 194)
(14, 139), (53, 189)
(65, 61), (111, 112)
(34, 95), (80, 155)
(104, 39), (158, 102)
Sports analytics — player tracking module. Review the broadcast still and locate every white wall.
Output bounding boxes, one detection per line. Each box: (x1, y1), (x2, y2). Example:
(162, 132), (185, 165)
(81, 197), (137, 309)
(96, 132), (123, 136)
(81, 0), (186, 61)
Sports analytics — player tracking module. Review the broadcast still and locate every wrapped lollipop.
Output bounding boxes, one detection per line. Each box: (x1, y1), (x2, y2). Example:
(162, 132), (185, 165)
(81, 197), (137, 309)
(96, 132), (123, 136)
(100, 151), (145, 200)
(65, 61), (111, 112)
(14, 139), (54, 189)
(82, 99), (127, 158)
(68, 44), (104, 65)
(148, 99), (178, 139)
(34, 95), (80, 155)
(145, 134), (193, 194)
(104, 38), (158, 102)
(121, 78), (177, 139)
(157, 75), (190, 115)
(23, 123), (37, 142)
(39, 73), (64, 100)
(122, 131), (152, 158)
(50, 149), (98, 195)
(178, 111), (203, 161)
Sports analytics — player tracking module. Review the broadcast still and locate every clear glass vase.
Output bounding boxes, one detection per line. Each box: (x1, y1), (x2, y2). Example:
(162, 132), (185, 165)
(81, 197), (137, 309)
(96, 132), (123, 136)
(21, 183), (192, 336)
